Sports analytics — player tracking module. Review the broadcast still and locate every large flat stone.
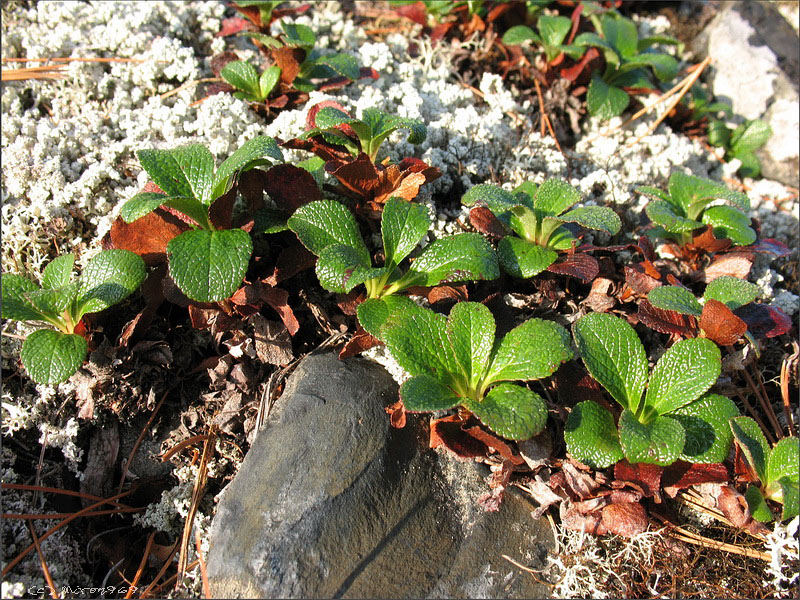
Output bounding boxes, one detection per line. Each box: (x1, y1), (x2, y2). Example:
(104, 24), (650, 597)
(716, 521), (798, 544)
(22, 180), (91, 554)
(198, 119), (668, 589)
(206, 351), (553, 598)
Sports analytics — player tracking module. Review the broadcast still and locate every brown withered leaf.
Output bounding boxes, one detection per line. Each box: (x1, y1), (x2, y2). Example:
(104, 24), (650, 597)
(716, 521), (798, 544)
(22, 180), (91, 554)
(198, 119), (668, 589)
(555, 361), (607, 407)
(118, 265), (167, 347)
(637, 299), (698, 337)
(262, 287), (300, 336)
(209, 51), (242, 75)
(209, 187), (237, 229)
(687, 225), (733, 254)
(427, 285), (468, 306)
(108, 209), (188, 266)
(546, 253), (599, 282)
(188, 305), (241, 338)
(469, 207), (508, 239)
(384, 399), (407, 429)
(393, 0), (427, 25)
(528, 476), (566, 519)
(601, 501), (649, 537)
(624, 264), (663, 296)
(429, 415), (489, 459)
(339, 330), (382, 359)
(582, 277), (616, 313)
(560, 46), (600, 82)
(741, 238), (791, 257)
(316, 67), (380, 92)
(662, 461), (729, 498)
(699, 299), (747, 345)
(216, 18), (255, 38)
(263, 164), (322, 212)
(734, 303), (792, 339)
(614, 460), (663, 500)
(561, 502), (608, 535)
(562, 461), (601, 500)
(335, 289), (366, 316)
(251, 314), (293, 366)
(702, 252), (753, 283)
(716, 485), (754, 529)
(265, 244), (316, 286)
(463, 426), (525, 466)
(272, 46), (306, 84)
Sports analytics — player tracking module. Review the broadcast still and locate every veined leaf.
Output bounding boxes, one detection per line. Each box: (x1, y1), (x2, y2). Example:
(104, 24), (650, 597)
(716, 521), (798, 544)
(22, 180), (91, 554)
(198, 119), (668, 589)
(288, 200), (369, 263)
(557, 206), (621, 234)
(1, 274), (42, 321)
(356, 294), (415, 339)
(446, 302), (494, 388)
(313, 53), (360, 80)
(120, 192), (169, 223)
(41, 254), (75, 289)
(137, 145), (215, 204)
(645, 200), (702, 233)
(486, 317), (573, 384)
(565, 400), (625, 469)
(586, 74), (629, 120)
(602, 15), (638, 58)
(316, 244), (386, 294)
(702, 206), (756, 247)
(259, 66), (281, 98)
(534, 178), (582, 218)
(704, 276), (759, 310)
(400, 374), (461, 412)
(745, 485), (774, 522)
(76, 250), (146, 316)
(730, 119), (772, 155)
(778, 477), (799, 521)
(464, 384), (547, 441)
(26, 286), (76, 317)
(407, 233), (498, 286)
(281, 21), (316, 48)
(381, 196), (430, 266)
(21, 329), (88, 385)
(502, 25), (540, 45)
(212, 136), (283, 201)
(220, 60), (261, 97)
(647, 286), (703, 317)
(461, 184), (521, 224)
(667, 171), (749, 215)
(671, 394), (739, 464)
(619, 410), (685, 466)
(768, 437), (799, 490)
(538, 15), (572, 47)
(497, 237), (557, 278)
(624, 53), (678, 81)
(730, 416), (770, 482)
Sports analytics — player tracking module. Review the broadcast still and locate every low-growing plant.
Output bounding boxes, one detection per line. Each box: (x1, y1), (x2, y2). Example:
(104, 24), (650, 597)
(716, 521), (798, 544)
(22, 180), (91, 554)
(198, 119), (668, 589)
(1, 251), (146, 384)
(220, 60), (282, 103)
(708, 118), (772, 179)
(119, 137), (283, 302)
(462, 179), (620, 278)
(575, 14), (680, 120)
(684, 84), (732, 122)
(565, 312), (738, 468)
(730, 417), (799, 522)
(379, 300), (573, 440)
(287, 197), (499, 335)
(502, 14), (585, 64)
(638, 171), (755, 247)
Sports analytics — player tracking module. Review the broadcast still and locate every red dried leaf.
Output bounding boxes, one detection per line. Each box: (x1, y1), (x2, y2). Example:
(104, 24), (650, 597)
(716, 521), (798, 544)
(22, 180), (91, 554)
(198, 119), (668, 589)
(546, 253), (600, 282)
(699, 299), (747, 345)
(562, 503), (608, 535)
(263, 164), (322, 212)
(559, 47), (599, 82)
(339, 330), (382, 359)
(702, 252), (753, 282)
(251, 315), (294, 366)
(281, 136), (352, 163)
(335, 289), (366, 316)
(316, 67), (380, 92)
(717, 485), (753, 528)
(601, 501), (649, 537)
(261, 286), (300, 336)
(734, 303), (792, 338)
(428, 285), (468, 306)
(469, 207), (508, 239)
(582, 277), (616, 313)
(637, 299), (698, 337)
(209, 51), (242, 76)
(562, 461), (601, 501)
(384, 399), (407, 429)
(108, 209), (188, 266)
(272, 46), (306, 85)
(638, 236), (657, 262)
(688, 226), (733, 254)
(216, 17), (256, 37)
(188, 305), (240, 333)
(209, 188), (237, 230)
(306, 100), (353, 133)
(238, 169), (268, 213)
(742, 238), (791, 257)
(463, 426), (525, 466)
(429, 415), (489, 459)
(614, 460), (663, 499)
(662, 461), (729, 498)
(118, 265), (166, 347)
(232, 2), (263, 28)
(393, 1), (427, 25)
(555, 361), (608, 407)
(326, 153), (382, 193)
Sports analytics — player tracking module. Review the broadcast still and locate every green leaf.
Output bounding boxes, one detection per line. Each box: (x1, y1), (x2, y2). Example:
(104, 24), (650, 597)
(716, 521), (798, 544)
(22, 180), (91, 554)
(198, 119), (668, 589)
(167, 229), (252, 302)
(486, 317), (573, 384)
(446, 302), (494, 388)
(730, 416), (769, 482)
(316, 244), (386, 294)
(20, 329), (88, 385)
(645, 338), (721, 415)
(120, 192), (169, 223)
(313, 106), (358, 131)
(281, 21), (316, 48)
(356, 295), (416, 339)
(508, 205), (539, 239)
(668, 171), (749, 215)
(313, 53), (361, 80)
(602, 15), (638, 58)
(41, 254), (75, 289)
(461, 184), (521, 224)
(557, 206), (621, 234)
(400, 374), (461, 412)
(586, 74), (630, 120)
(637, 34), (681, 51)
(730, 119), (772, 155)
(768, 437), (799, 489)
(574, 32), (618, 58)
(288, 200), (369, 264)
(76, 250), (146, 316)
(381, 197), (431, 266)
(163, 197), (211, 230)
(534, 178), (582, 218)
(220, 60), (261, 96)
(745, 485), (774, 522)
(240, 32), (282, 48)
(707, 119), (731, 148)
(253, 208), (289, 234)
(573, 312), (648, 413)
(733, 152), (762, 179)
(26, 286), (76, 317)
(362, 107), (426, 147)
(259, 66), (281, 99)
(137, 145), (215, 204)
(777, 477), (799, 521)
(619, 410), (685, 466)
(702, 206), (756, 247)
(497, 237), (557, 279)
(647, 286), (703, 317)
(212, 136), (283, 201)
(704, 276), (759, 310)
(645, 200), (702, 233)
(671, 394), (739, 464)
(636, 185), (672, 204)
(502, 25), (540, 45)
(538, 15), (572, 47)
(564, 400), (625, 469)
(465, 384), (547, 441)
(624, 53), (678, 81)
(1, 274), (43, 321)
(381, 302), (459, 381)
(407, 233), (498, 286)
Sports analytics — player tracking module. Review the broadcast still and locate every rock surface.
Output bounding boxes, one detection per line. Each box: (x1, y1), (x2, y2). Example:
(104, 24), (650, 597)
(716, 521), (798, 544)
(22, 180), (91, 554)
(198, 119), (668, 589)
(206, 351), (553, 599)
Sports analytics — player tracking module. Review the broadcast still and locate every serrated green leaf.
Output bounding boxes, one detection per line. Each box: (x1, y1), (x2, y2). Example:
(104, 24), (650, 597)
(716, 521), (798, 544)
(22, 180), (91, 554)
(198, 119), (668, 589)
(671, 394), (739, 464)
(624, 53), (678, 81)
(745, 485), (774, 522)
(316, 244), (385, 294)
(574, 32), (618, 58)
(42, 254), (75, 289)
(281, 21), (316, 48)
(465, 384), (547, 441)
(381, 301), (459, 382)
(645, 200), (702, 233)
(486, 317), (573, 384)
(21, 329), (88, 385)
(778, 477), (799, 521)
(287, 200), (369, 263)
(547, 226), (579, 251)
(733, 152), (762, 179)
(253, 208), (289, 234)
(240, 32), (282, 48)
(167, 229), (252, 302)
(313, 53), (360, 80)
(602, 15), (638, 58)
(212, 136), (283, 201)
(508, 205), (538, 239)
(707, 119), (731, 148)
(668, 171), (749, 215)
(730, 119), (771, 155)
(647, 286), (703, 317)
(220, 60), (261, 97)
(356, 295), (416, 339)
(75, 250), (146, 316)
(497, 237), (557, 279)
(446, 302), (494, 388)
(564, 400), (625, 469)
(363, 107), (426, 146)
(557, 206), (621, 234)
(314, 106), (358, 131)
(619, 410), (684, 466)
(407, 233), (498, 286)
(461, 184), (521, 224)
(163, 197), (210, 229)
(636, 185), (672, 203)
(702, 206), (756, 247)
(586, 74), (629, 120)
(637, 34), (681, 51)
(1, 274), (43, 321)
(768, 437), (799, 488)
(645, 338), (720, 415)
(730, 416), (770, 482)
(502, 24), (540, 45)
(538, 15), (572, 47)
(26, 286), (76, 317)
(137, 145), (215, 204)
(381, 197), (430, 266)
(120, 192), (169, 223)
(400, 374), (461, 412)
(704, 276), (759, 311)
(259, 66), (281, 98)
(573, 312), (648, 413)
(534, 178), (582, 218)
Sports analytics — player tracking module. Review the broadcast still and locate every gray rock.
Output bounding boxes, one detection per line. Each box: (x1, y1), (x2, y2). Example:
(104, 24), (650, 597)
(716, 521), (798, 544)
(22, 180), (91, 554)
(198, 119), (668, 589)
(693, 2), (799, 186)
(206, 351), (554, 599)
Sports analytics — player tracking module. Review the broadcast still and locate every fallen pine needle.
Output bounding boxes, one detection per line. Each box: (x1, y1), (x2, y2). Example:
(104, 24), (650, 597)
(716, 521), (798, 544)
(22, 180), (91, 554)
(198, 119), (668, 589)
(125, 532), (157, 599)
(2, 482), (133, 510)
(2, 57), (163, 63)
(158, 78), (219, 100)
(195, 530), (211, 599)
(666, 525), (771, 562)
(2, 65), (67, 82)
(28, 522), (59, 599)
